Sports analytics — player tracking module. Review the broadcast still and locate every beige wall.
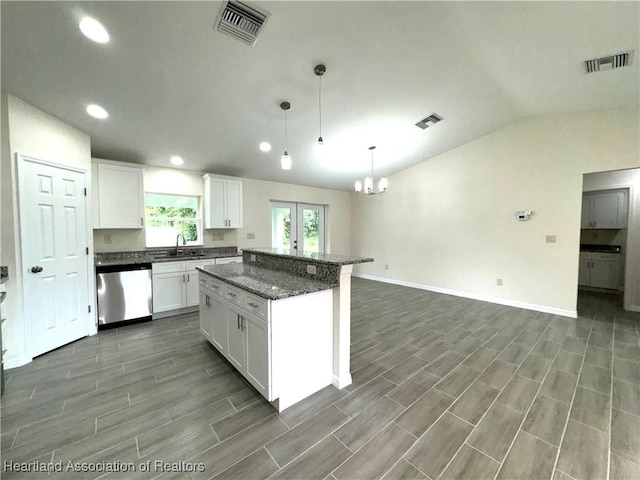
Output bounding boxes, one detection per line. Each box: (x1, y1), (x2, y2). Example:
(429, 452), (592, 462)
(351, 108), (640, 316)
(1, 93), (93, 367)
(94, 166), (352, 255)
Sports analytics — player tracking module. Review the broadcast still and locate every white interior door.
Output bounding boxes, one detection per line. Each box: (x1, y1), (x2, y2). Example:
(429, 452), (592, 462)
(270, 202), (325, 254)
(18, 155), (90, 358)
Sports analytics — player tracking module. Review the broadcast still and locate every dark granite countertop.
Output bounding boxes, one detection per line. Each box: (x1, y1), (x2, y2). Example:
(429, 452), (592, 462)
(197, 264), (335, 300)
(579, 244), (622, 253)
(242, 248), (374, 266)
(95, 248), (241, 267)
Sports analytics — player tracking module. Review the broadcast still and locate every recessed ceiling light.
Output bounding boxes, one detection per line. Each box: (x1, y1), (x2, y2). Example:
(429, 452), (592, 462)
(170, 156), (184, 166)
(79, 17), (110, 44)
(86, 104), (108, 119)
(259, 142), (272, 152)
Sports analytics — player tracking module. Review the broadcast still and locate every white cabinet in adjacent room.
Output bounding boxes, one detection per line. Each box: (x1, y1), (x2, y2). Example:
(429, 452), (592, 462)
(578, 252), (621, 290)
(203, 174), (243, 229)
(581, 190), (628, 229)
(92, 159), (145, 229)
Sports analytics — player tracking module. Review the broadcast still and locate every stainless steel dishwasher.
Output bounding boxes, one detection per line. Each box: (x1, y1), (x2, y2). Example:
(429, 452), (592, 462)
(96, 263), (152, 326)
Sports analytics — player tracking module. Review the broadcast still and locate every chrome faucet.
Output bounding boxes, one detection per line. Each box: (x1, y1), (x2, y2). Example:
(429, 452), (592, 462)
(176, 233), (186, 256)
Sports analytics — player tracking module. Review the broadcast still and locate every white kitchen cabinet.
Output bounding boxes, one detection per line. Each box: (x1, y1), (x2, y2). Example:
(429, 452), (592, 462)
(198, 272), (332, 411)
(581, 190), (628, 229)
(153, 271), (187, 312)
(226, 303), (247, 371)
(203, 174), (243, 229)
(578, 252), (621, 289)
(244, 311), (270, 397)
(199, 287), (213, 341)
(153, 259), (216, 314)
(216, 256), (243, 265)
(92, 159), (145, 229)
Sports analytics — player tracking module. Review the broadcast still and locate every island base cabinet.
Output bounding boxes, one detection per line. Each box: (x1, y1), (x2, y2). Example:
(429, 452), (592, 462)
(226, 304), (247, 372)
(199, 288), (213, 341)
(270, 290), (333, 411)
(198, 274), (333, 412)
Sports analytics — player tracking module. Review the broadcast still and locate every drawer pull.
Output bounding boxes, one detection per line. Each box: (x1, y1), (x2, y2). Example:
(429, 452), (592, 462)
(248, 302), (259, 308)
(212, 284), (219, 289)
(227, 292), (237, 298)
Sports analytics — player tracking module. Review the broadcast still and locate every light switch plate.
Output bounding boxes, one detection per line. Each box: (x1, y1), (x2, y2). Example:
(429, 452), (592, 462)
(546, 235), (557, 243)
(307, 264), (317, 275)
(250, 254), (256, 262)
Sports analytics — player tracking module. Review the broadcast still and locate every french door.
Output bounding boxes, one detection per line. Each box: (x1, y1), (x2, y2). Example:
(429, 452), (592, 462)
(270, 202), (325, 254)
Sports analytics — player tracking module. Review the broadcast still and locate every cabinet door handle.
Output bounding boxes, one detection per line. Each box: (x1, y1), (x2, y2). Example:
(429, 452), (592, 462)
(240, 315), (245, 331)
(237, 313), (240, 330)
(140, 217), (143, 226)
(187, 273), (190, 282)
(183, 274), (186, 282)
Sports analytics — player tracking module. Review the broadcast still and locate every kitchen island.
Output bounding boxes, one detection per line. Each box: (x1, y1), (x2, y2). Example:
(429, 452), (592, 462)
(197, 248), (373, 410)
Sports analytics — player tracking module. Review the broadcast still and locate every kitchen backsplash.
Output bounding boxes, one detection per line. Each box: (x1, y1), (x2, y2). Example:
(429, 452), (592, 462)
(580, 228), (627, 247)
(92, 229), (239, 253)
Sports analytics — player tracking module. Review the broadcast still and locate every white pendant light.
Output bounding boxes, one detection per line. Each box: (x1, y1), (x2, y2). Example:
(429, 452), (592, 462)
(314, 64), (326, 145)
(355, 146), (388, 195)
(280, 101), (292, 170)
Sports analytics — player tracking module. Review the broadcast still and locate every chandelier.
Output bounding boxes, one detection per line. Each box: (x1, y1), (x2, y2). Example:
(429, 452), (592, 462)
(355, 146), (388, 195)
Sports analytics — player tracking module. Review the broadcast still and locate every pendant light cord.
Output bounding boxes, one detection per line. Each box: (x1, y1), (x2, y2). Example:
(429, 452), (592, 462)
(318, 75), (322, 139)
(284, 108), (288, 149)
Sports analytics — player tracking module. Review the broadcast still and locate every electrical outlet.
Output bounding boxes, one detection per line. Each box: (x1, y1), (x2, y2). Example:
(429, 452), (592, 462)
(211, 232), (224, 241)
(246, 233), (255, 240)
(104, 235), (112, 244)
(546, 235), (557, 243)
(497, 278), (503, 286)
(250, 254), (256, 262)
(307, 264), (317, 275)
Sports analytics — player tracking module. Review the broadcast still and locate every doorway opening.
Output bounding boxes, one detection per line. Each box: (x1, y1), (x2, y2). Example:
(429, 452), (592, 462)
(270, 202), (326, 254)
(579, 168), (639, 312)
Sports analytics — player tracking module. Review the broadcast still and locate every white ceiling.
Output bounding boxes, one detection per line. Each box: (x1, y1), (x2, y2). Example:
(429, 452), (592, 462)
(2, 1), (638, 191)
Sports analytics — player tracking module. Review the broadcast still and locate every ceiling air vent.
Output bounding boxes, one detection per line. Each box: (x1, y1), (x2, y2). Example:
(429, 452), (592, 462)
(214, 0), (270, 47)
(585, 50), (634, 73)
(415, 113), (444, 130)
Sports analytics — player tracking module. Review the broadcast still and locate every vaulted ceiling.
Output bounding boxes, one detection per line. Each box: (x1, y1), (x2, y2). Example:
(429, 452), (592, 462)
(2, 1), (638, 190)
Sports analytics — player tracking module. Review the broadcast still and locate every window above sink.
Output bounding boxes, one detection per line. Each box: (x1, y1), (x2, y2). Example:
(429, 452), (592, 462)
(145, 193), (202, 247)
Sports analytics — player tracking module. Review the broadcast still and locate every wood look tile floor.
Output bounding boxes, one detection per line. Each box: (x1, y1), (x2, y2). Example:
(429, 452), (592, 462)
(2, 278), (639, 480)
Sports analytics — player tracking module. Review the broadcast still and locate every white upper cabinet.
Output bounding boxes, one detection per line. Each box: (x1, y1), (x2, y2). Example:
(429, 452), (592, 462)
(203, 174), (243, 229)
(581, 189), (628, 229)
(92, 159), (145, 229)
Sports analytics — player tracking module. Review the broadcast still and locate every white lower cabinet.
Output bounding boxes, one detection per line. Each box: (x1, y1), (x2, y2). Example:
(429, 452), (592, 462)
(199, 288), (213, 341)
(153, 271), (187, 313)
(578, 252), (621, 289)
(198, 272), (332, 411)
(153, 257), (238, 314)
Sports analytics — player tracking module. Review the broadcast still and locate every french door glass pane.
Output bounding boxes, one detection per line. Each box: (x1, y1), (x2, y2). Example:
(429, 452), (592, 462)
(271, 206), (293, 251)
(301, 208), (320, 253)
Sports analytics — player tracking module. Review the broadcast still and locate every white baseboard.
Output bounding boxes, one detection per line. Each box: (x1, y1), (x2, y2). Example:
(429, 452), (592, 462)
(626, 305), (640, 313)
(5, 355), (31, 369)
(353, 273), (578, 318)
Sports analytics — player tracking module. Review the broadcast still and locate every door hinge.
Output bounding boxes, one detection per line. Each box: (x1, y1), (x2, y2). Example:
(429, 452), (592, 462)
(88, 305), (91, 313)
(84, 188), (87, 196)
(86, 247), (89, 255)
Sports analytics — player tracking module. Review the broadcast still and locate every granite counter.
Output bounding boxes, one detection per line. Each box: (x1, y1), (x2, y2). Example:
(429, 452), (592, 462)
(197, 263), (335, 301)
(95, 247), (240, 267)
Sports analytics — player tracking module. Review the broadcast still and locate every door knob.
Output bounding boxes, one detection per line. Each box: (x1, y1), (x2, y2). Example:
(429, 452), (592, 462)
(31, 266), (43, 273)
